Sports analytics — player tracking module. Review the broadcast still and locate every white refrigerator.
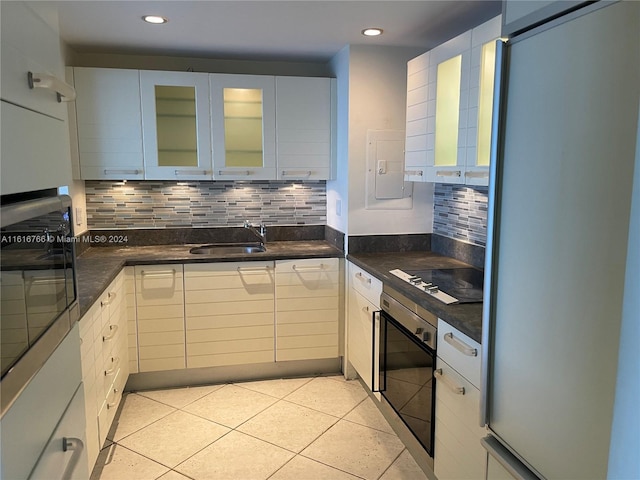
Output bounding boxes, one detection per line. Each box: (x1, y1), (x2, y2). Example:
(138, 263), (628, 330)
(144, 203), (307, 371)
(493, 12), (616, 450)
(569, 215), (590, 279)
(481, 1), (639, 479)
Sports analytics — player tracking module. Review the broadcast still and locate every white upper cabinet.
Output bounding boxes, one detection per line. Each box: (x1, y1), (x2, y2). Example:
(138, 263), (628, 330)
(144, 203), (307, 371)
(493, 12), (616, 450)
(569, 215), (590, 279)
(427, 29), (473, 183)
(210, 74), (276, 180)
(1, 1), (68, 120)
(465, 15), (502, 186)
(275, 76), (335, 180)
(404, 51), (431, 182)
(406, 15), (501, 186)
(140, 70), (212, 180)
(1, 1), (73, 195)
(73, 68), (144, 180)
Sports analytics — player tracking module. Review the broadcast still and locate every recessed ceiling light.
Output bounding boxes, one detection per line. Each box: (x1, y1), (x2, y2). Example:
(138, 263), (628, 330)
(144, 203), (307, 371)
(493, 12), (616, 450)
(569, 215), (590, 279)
(362, 28), (383, 37)
(142, 15), (168, 24)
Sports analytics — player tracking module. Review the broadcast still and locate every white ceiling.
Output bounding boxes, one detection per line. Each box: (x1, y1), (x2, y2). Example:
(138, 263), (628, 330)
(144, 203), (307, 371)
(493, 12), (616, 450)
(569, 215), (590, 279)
(43, 1), (502, 63)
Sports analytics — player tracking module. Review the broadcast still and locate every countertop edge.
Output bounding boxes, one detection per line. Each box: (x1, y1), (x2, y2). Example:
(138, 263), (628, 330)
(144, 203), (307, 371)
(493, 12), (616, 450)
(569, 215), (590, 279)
(77, 241), (344, 318)
(347, 253), (483, 344)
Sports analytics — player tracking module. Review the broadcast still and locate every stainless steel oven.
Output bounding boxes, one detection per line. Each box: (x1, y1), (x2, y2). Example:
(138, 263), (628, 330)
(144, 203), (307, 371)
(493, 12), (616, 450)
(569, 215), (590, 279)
(378, 286), (437, 457)
(1, 194), (79, 415)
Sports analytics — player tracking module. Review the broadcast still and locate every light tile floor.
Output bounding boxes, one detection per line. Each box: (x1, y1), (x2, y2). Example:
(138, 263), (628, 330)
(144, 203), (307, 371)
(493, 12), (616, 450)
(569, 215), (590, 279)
(91, 375), (429, 480)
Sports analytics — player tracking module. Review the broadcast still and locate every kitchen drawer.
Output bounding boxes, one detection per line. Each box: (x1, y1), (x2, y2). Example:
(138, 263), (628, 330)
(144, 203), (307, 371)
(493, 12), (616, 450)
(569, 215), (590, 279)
(98, 369), (123, 445)
(434, 357), (487, 480)
(348, 262), (382, 307)
(437, 319), (481, 388)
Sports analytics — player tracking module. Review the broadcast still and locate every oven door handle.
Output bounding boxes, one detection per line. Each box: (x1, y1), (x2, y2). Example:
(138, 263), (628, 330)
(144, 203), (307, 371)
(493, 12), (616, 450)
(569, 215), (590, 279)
(371, 309), (382, 392)
(372, 309), (386, 393)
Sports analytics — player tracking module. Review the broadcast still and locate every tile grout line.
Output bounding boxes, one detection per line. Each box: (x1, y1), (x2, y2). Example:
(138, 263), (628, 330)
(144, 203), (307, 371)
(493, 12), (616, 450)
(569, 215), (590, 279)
(97, 376), (408, 480)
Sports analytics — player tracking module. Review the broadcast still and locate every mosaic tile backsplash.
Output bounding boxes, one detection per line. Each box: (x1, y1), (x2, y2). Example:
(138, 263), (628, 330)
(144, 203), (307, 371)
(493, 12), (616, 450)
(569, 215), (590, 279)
(85, 181), (327, 229)
(433, 183), (489, 247)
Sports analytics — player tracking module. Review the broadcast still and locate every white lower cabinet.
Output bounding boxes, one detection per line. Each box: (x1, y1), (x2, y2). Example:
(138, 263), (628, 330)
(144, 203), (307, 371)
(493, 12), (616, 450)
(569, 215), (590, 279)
(78, 269), (128, 472)
(275, 258), (340, 361)
(184, 262), (275, 367)
(134, 265), (185, 372)
(434, 320), (485, 480)
(346, 262), (382, 391)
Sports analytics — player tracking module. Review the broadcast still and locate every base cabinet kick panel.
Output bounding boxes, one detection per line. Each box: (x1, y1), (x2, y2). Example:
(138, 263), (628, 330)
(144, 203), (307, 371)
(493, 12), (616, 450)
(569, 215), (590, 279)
(184, 261), (275, 368)
(275, 258), (340, 361)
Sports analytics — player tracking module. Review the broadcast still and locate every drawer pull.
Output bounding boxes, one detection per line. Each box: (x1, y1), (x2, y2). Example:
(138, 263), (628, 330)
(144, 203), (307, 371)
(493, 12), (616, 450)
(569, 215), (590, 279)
(355, 272), (371, 285)
(434, 369), (465, 395)
(141, 269), (176, 277)
(404, 169), (424, 177)
(107, 389), (119, 409)
(292, 264), (326, 272)
(100, 291), (116, 306)
(444, 332), (477, 357)
(102, 324), (118, 342)
(104, 357), (120, 376)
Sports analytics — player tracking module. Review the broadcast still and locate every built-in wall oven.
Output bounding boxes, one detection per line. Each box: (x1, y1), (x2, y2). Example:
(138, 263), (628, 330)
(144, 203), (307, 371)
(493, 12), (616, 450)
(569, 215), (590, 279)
(1, 194), (79, 415)
(378, 286), (437, 458)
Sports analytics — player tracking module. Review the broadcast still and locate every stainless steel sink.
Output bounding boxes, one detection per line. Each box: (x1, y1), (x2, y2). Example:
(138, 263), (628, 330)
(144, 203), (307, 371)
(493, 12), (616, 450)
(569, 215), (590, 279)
(189, 242), (266, 255)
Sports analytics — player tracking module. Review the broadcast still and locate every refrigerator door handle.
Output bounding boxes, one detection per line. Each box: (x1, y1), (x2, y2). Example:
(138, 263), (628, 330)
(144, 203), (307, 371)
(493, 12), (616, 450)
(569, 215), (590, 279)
(481, 435), (540, 480)
(480, 36), (508, 427)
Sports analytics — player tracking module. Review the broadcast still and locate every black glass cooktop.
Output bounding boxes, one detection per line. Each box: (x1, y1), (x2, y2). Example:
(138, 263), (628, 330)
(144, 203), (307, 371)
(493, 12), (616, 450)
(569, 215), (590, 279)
(405, 268), (484, 304)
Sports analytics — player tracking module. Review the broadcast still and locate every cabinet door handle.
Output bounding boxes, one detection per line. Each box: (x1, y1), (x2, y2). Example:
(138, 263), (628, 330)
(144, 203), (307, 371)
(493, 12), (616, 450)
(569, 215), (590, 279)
(443, 332), (477, 357)
(102, 324), (118, 342)
(28, 71), (76, 102)
(292, 264), (326, 271)
(434, 368), (465, 395)
(237, 266), (273, 273)
(175, 169), (209, 176)
(61, 437), (85, 480)
(218, 170), (251, 176)
(404, 170), (424, 177)
(140, 269), (176, 277)
(103, 169), (141, 175)
(436, 170), (462, 177)
(465, 171), (489, 179)
(355, 272), (372, 285)
(281, 170), (312, 177)
(362, 305), (370, 313)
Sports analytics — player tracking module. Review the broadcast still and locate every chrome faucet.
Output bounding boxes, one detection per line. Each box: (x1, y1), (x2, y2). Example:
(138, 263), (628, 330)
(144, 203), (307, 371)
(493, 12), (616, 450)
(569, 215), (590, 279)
(243, 219), (267, 245)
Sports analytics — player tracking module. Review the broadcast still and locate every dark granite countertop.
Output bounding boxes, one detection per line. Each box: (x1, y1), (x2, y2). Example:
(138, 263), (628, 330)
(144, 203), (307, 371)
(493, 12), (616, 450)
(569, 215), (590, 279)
(347, 251), (483, 343)
(76, 240), (343, 317)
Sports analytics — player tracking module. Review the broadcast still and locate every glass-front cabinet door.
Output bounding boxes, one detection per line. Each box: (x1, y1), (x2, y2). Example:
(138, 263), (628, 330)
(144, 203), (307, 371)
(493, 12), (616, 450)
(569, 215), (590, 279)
(140, 70), (212, 180)
(465, 15), (502, 186)
(210, 74), (276, 180)
(426, 30), (472, 184)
